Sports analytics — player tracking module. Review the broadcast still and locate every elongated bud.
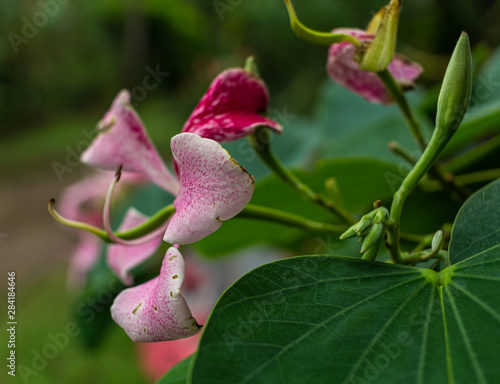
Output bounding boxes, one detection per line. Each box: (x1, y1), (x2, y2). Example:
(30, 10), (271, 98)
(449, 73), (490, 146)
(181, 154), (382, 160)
(360, 0), (401, 72)
(282, 0), (360, 47)
(431, 230), (444, 253)
(355, 213), (374, 235)
(361, 223), (385, 253)
(435, 32), (472, 139)
(340, 223), (358, 240)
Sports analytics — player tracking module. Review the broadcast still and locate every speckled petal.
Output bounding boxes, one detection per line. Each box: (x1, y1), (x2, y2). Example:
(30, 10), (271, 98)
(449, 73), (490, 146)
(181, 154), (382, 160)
(81, 90), (179, 194)
(164, 133), (254, 245)
(182, 68), (282, 142)
(326, 28), (422, 105)
(107, 208), (163, 286)
(111, 247), (201, 342)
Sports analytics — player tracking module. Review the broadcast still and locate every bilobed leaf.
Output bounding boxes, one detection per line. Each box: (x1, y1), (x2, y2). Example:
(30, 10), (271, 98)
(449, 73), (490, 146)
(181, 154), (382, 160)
(189, 180), (500, 383)
(156, 355), (193, 384)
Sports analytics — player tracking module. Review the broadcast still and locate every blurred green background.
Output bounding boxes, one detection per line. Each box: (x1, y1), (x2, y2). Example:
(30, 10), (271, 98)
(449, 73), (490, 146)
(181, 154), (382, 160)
(1, 0), (499, 383)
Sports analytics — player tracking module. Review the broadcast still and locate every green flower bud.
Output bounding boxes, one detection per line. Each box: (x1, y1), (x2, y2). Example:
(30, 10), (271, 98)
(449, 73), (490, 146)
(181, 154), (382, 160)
(361, 223), (385, 253)
(339, 223), (358, 240)
(435, 32), (472, 141)
(360, 0), (401, 72)
(431, 230), (444, 253)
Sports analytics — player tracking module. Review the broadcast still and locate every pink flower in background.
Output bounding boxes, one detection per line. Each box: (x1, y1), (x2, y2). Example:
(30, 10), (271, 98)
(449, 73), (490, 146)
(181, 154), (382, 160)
(182, 68), (282, 142)
(327, 28), (423, 104)
(59, 170), (144, 288)
(81, 91), (180, 195)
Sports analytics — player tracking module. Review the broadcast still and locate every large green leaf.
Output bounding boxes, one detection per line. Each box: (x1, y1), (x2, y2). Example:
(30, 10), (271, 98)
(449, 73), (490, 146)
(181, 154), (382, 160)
(449, 178), (500, 264)
(189, 180), (500, 383)
(194, 158), (402, 257)
(156, 355), (194, 384)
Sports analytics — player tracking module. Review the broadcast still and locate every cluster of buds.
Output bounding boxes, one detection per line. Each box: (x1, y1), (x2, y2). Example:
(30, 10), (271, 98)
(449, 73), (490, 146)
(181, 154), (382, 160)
(340, 202), (393, 258)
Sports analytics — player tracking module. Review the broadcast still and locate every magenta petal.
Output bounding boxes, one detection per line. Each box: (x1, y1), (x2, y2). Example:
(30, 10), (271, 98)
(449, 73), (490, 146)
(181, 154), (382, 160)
(182, 68), (282, 142)
(164, 133), (254, 245)
(107, 208), (163, 286)
(81, 90), (179, 194)
(326, 28), (423, 105)
(111, 247), (201, 342)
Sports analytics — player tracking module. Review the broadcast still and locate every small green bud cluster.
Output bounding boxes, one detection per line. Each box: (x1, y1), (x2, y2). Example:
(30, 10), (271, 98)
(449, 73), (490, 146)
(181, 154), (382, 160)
(340, 206), (391, 254)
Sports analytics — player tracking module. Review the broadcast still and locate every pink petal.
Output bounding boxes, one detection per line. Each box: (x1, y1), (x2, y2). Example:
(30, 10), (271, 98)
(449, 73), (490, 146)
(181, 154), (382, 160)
(164, 133), (254, 245)
(326, 28), (423, 105)
(107, 208), (164, 286)
(67, 233), (101, 289)
(182, 68), (282, 142)
(81, 90), (179, 195)
(111, 247), (201, 342)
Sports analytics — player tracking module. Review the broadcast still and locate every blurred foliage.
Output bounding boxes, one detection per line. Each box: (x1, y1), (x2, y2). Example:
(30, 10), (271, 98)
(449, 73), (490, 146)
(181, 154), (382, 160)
(1, 0), (500, 138)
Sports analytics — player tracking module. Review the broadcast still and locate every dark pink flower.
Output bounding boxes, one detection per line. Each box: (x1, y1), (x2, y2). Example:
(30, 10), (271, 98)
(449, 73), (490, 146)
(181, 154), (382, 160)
(327, 28), (423, 104)
(182, 68), (282, 142)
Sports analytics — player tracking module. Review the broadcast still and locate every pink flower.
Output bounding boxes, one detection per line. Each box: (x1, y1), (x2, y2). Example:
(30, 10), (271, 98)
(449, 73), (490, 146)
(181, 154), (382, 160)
(327, 28), (423, 105)
(182, 68), (282, 142)
(81, 91), (255, 246)
(81, 91), (180, 195)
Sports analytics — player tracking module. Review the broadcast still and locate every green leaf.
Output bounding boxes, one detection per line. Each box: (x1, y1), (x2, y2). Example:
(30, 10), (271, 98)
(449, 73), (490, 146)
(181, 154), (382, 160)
(195, 158), (403, 257)
(313, 81), (428, 164)
(449, 178), (500, 264)
(155, 355), (193, 384)
(190, 180), (500, 383)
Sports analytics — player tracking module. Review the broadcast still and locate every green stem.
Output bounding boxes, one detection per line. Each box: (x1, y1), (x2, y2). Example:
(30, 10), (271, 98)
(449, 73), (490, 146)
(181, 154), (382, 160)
(49, 199), (176, 243)
(378, 69), (469, 201)
(249, 128), (356, 225)
(387, 118), (463, 262)
(420, 168), (500, 191)
(239, 204), (346, 233)
(283, 0), (361, 47)
(378, 69), (427, 151)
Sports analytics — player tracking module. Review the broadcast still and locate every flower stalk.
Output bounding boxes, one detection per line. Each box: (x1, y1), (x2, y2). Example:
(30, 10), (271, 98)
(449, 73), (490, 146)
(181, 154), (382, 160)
(249, 127), (356, 225)
(387, 33), (472, 264)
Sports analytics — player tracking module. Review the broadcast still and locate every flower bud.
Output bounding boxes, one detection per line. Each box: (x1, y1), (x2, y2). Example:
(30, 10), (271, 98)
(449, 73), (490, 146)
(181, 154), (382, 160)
(435, 32), (472, 140)
(360, 0), (401, 72)
(361, 223), (385, 253)
(431, 230), (444, 253)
